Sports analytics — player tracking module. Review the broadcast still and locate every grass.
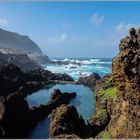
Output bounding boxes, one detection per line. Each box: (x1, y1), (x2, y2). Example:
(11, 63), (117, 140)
(97, 108), (108, 119)
(99, 87), (118, 100)
(106, 87), (118, 98)
(101, 131), (110, 139)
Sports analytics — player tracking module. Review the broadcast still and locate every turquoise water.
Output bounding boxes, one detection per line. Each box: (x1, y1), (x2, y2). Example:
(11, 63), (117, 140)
(26, 84), (94, 138)
(43, 58), (112, 80)
(27, 84), (94, 121)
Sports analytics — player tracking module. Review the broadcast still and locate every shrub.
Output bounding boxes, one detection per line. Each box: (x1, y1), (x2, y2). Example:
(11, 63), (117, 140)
(101, 131), (110, 139)
(97, 108), (108, 119)
(99, 87), (117, 100)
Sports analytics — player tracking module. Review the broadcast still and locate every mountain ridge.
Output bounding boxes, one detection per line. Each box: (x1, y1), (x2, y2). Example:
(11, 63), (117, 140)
(0, 28), (42, 55)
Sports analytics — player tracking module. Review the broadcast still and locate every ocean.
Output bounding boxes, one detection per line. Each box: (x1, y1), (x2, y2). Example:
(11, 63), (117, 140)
(43, 58), (112, 80)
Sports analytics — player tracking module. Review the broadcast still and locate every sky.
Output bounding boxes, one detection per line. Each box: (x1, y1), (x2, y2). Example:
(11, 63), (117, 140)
(0, 2), (139, 58)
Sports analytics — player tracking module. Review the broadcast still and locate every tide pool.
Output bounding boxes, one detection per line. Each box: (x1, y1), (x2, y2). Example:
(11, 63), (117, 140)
(26, 84), (94, 138)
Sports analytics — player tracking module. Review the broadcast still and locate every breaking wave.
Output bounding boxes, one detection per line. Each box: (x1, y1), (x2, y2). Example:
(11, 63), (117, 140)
(51, 58), (112, 65)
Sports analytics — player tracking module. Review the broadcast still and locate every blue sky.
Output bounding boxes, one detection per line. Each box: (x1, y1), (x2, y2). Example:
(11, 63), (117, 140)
(0, 2), (139, 58)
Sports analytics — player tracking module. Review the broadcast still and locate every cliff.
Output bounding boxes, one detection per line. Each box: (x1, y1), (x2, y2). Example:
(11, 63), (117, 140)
(76, 27), (140, 139)
(0, 28), (42, 55)
(91, 27), (140, 139)
(106, 27), (140, 138)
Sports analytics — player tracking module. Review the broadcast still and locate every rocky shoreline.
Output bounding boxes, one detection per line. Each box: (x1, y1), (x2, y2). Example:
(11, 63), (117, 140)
(0, 62), (75, 138)
(0, 27), (139, 139)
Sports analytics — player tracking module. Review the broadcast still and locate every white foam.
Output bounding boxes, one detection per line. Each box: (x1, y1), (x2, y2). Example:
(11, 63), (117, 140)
(51, 58), (111, 65)
(90, 59), (100, 62)
(64, 63), (80, 69)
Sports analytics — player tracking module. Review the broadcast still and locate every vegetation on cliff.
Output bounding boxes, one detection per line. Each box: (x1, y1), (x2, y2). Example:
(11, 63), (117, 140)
(94, 27), (140, 138)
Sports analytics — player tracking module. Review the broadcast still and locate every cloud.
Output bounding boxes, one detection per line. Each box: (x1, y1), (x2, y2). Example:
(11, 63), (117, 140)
(90, 13), (104, 26)
(110, 22), (138, 45)
(48, 33), (67, 44)
(114, 22), (138, 38)
(115, 22), (136, 35)
(0, 18), (8, 26)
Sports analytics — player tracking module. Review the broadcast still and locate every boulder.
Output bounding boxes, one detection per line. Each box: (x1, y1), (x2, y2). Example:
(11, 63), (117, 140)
(49, 104), (87, 138)
(77, 72), (101, 87)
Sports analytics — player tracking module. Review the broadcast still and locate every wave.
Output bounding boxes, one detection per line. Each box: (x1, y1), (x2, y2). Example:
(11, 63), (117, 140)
(63, 63), (80, 69)
(51, 58), (112, 65)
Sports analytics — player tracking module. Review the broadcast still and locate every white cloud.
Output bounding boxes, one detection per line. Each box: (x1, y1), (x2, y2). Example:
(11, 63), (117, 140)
(90, 13), (104, 26)
(48, 33), (67, 44)
(110, 22), (138, 45)
(115, 22), (136, 34)
(0, 18), (8, 26)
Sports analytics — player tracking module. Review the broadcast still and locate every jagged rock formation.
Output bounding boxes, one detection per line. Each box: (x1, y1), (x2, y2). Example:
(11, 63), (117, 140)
(106, 27), (140, 138)
(0, 28), (42, 54)
(112, 27), (140, 90)
(49, 104), (87, 138)
(77, 72), (101, 87)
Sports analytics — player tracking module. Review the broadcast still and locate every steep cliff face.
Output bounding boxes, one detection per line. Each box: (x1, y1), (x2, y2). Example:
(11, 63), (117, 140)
(112, 27), (140, 90)
(0, 28), (42, 55)
(106, 28), (140, 138)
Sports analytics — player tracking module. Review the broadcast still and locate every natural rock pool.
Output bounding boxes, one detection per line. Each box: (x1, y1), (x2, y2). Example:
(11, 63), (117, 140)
(26, 84), (94, 138)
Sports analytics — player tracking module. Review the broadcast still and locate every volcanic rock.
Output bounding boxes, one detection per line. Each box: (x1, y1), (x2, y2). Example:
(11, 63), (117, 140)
(77, 72), (101, 87)
(106, 27), (140, 138)
(49, 104), (86, 138)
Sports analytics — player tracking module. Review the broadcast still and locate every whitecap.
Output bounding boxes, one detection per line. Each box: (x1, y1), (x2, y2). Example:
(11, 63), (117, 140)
(90, 59), (100, 62)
